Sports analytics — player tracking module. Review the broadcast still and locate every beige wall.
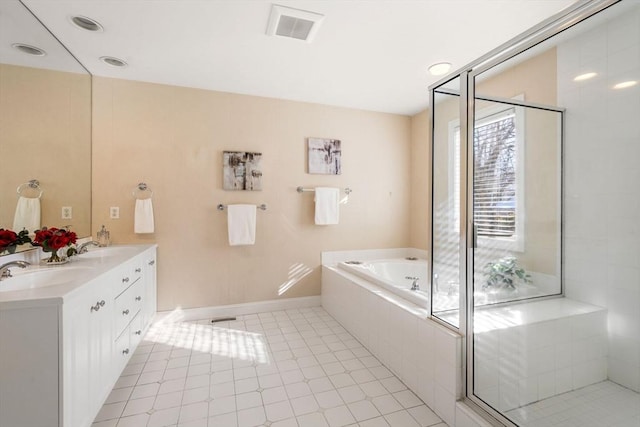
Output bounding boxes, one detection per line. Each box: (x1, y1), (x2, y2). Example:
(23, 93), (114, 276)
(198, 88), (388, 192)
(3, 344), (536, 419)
(0, 64), (91, 237)
(409, 109), (430, 250)
(92, 77), (411, 311)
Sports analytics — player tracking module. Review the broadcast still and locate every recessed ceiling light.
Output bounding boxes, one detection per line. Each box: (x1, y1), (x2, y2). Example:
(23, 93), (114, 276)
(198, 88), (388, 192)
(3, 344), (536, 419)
(11, 43), (46, 56)
(428, 62), (452, 76)
(100, 56), (127, 67)
(574, 72), (597, 81)
(613, 80), (637, 89)
(70, 15), (104, 32)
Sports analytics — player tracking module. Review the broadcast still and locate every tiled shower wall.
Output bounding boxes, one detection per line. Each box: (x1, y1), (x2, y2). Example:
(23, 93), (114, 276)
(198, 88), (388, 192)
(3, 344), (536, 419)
(559, 5), (640, 392)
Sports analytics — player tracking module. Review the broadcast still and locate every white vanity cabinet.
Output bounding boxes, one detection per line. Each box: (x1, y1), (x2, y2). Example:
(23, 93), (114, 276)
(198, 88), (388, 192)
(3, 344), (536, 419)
(0, 245), (157, 427)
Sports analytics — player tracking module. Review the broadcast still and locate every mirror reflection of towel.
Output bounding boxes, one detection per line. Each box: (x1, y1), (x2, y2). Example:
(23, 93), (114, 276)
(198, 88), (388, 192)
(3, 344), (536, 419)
(314, 187), (340, 225)
(13, 196), (40, 233)
(227, 204), (256, 246)
(134, 199), (155, 234)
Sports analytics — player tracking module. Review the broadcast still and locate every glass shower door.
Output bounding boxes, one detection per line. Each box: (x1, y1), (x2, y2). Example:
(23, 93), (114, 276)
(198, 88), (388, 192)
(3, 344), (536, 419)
(470, 93), (564, 416)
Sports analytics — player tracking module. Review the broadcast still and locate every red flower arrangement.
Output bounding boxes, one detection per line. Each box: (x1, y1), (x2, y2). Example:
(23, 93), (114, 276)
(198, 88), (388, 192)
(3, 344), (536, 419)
(33, 227), (77, 263)
(0, 229), (32, 254)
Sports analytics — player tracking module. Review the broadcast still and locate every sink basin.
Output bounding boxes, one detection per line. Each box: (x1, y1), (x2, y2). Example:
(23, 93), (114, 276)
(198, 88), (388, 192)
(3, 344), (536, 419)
(78, 246), (139, 259)
(0, 266), (92, 292)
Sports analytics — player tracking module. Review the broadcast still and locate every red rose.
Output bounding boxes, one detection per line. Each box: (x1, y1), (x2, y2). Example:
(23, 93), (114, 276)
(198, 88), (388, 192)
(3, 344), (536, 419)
(33, 227), (77, 251)
(0, 229), (18, 248)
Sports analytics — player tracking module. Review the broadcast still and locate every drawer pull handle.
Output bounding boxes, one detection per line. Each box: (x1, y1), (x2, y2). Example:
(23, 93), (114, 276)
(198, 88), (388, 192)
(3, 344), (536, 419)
(135, 330), (142, 335)
(122, 348), (129, 355)
(148, 260), (155, 266)
(135, 268), (142, 273)
(135, 296), (142, 301)
(99, 300), (106, 307)
(122, 309), (130, 315)
(122, 277), (130, 283)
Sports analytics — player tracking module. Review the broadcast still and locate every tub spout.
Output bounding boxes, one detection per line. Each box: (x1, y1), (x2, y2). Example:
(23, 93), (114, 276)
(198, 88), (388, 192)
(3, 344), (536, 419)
(405, 276), (420, 291)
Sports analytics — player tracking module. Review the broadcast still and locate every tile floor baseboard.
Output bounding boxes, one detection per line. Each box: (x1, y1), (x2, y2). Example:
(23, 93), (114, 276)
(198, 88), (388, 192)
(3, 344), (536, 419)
(154, 296), (322, 323)
(93, 306), (448, 427)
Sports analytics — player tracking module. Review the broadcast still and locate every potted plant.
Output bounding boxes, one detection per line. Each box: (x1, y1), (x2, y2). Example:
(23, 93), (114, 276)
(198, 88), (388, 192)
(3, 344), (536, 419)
(32, 227), (77, 263)
(482, 256), (531, 291)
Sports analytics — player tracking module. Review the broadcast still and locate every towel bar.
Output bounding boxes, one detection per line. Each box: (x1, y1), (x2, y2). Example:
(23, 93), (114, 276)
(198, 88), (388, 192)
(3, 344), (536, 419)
(217, 204), (267, 211)
(297, 186), (352, 195)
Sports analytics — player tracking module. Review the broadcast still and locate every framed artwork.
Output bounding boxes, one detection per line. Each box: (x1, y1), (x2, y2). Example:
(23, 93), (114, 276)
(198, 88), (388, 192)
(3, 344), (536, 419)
(223, 151), (263, 191)
(308, 138), (341, 175)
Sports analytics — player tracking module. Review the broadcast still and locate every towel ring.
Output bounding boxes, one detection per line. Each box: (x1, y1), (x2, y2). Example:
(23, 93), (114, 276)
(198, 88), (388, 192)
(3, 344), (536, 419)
(132, 182), (153, 199)
(16, 179), (43, 199)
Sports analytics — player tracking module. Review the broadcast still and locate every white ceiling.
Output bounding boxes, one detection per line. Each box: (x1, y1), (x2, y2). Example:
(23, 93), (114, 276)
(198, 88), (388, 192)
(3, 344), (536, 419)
(19, 0), (577, 115)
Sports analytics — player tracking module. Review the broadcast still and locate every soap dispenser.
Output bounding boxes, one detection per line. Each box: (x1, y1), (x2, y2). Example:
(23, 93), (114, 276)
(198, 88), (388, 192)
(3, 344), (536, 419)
(97, 225), (111, 247)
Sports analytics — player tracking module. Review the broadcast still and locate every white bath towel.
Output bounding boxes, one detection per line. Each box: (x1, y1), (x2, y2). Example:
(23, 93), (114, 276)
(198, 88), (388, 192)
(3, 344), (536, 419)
(13, 196), (40, 233)
(314, 187), (340, 225)
(227, 204), (257, 246)
(134, 199), (155, 234)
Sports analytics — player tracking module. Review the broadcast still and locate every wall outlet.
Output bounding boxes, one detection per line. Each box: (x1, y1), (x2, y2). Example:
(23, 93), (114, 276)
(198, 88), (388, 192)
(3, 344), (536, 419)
(61, 206), (72, 220)
(110, 207), (120, 219)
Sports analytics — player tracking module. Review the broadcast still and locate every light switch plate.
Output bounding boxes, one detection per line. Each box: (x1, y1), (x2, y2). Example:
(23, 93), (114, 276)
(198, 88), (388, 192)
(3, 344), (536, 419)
(110, 207), (120, 219)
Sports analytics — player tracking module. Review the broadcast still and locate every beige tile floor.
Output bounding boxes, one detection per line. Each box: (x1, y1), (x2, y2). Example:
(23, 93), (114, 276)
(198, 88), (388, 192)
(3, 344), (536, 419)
(92, 306), (448, 427)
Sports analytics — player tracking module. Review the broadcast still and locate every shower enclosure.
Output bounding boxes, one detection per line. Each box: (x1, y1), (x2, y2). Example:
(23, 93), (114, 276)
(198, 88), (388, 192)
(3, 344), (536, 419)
(430, 1), (640, 425)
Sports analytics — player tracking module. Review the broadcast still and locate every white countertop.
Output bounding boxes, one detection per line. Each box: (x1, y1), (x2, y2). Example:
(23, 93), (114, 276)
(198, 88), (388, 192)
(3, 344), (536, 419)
(0, 244), (156, 309)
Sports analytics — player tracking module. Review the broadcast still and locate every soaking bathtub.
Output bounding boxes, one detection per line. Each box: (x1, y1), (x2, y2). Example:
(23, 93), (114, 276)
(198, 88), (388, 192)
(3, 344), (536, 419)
(338, 258), (431, 307)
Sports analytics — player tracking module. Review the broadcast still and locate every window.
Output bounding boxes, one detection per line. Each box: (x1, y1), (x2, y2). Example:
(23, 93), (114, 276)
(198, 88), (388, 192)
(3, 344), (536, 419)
(449, 100), (524, 251)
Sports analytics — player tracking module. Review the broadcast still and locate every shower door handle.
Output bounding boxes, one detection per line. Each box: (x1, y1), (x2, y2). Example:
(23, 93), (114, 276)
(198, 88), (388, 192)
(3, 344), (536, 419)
(471, 221), (478, 249)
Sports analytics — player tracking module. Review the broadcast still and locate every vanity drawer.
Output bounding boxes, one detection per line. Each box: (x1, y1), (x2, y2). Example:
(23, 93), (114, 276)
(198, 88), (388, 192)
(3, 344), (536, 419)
(115, 258), (143, 296)
(114, 279), (142, 337)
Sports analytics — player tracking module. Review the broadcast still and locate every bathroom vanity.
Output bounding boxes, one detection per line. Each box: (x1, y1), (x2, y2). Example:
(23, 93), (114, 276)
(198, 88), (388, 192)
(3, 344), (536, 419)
(0, 245), (157, 427)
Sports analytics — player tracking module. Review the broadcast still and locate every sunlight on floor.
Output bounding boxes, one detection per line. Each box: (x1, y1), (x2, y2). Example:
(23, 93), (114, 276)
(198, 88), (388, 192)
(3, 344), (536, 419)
(145, 311), (270, 364)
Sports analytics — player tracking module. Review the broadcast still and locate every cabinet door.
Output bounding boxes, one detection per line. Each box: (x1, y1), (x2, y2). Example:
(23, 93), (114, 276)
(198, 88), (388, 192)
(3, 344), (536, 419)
(63, 278), (114, 427)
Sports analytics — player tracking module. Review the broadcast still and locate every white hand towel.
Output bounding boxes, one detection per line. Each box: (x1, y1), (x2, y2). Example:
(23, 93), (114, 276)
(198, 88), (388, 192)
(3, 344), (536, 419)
(314, 187), (340, 225)
(13, 196), (41, 233)
(134, 199), (155, 234)
(227, 204), (257, 246)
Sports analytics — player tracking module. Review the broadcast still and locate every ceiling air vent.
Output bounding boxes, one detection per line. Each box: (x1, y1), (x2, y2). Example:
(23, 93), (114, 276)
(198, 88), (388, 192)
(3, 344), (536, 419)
(266, 4), (324, 43)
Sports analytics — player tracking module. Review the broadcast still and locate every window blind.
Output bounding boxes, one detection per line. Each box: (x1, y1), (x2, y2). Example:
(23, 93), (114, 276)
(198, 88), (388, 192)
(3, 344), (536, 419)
(473, 111), (516, 237)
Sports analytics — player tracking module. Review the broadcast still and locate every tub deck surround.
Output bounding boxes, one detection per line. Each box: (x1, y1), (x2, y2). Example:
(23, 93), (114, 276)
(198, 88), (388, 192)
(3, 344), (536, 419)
(0, 244), (157, 307)
(322, 264), (462, 427)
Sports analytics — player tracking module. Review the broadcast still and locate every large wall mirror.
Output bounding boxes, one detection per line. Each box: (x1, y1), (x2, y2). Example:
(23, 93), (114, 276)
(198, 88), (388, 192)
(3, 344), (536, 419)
(0, 0), (91, 255)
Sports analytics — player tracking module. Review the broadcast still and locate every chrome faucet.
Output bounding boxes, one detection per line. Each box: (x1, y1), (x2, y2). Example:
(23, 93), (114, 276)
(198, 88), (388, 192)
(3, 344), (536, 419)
(77, 241), (100, 254)
(0, 260), (31, 281)
(405, 276), (420, 291)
